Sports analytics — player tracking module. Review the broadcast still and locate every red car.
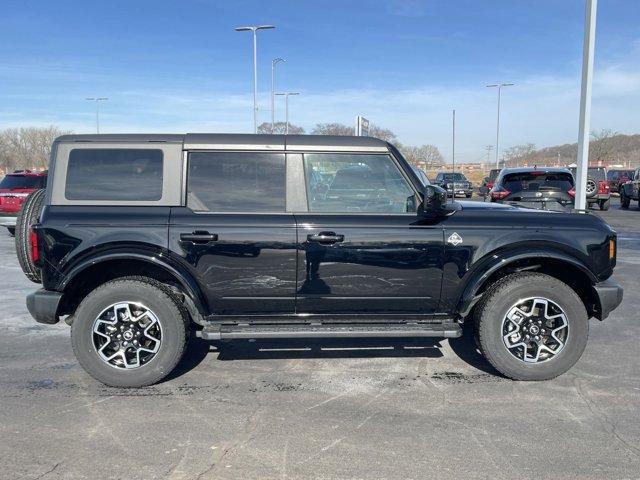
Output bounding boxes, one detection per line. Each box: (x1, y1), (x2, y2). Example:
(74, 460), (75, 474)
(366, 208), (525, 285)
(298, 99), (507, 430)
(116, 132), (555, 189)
(0, 170), (47, 235)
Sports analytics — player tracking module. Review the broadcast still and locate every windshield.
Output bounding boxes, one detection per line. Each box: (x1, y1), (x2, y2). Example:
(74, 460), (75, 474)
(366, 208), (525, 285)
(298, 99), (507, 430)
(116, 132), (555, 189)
(441, 173), (467, 182)
(502, 172), (574, 193)
(0, 175), (46, 189)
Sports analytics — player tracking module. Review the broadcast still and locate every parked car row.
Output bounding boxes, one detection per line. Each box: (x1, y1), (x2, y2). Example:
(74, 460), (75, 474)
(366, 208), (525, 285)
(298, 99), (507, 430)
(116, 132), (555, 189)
(0, 169), (48, 235)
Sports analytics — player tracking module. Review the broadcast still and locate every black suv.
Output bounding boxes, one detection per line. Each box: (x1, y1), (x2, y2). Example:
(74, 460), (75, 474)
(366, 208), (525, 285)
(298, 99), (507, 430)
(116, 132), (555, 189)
(24, 134), (622, 387)
(434, 172), (473, 198)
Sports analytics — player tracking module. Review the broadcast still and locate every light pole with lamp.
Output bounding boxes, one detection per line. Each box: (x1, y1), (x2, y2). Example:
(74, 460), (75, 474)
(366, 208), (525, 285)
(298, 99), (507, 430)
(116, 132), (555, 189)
(235, 25), (275, 133)
(486, 83), (514, 169)
(85, 97), (108, 133)
(271, 58), (285, 133)
(275, 92), (299, 134)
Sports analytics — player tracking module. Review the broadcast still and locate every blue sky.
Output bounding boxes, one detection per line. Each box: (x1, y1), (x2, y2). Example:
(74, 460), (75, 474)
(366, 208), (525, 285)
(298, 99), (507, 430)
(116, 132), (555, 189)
(1, 0), (638, 161)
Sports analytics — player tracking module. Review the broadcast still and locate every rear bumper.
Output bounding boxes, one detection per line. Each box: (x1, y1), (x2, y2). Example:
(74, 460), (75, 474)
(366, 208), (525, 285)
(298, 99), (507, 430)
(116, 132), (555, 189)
(26, 289), (62, 324)
(587, 194), (610, 203)
(593, 279), (623, 320)
(0, 214), (18, 227)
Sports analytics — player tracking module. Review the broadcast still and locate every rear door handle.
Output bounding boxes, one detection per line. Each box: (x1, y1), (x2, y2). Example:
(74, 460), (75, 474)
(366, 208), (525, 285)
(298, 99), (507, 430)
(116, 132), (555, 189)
(180, 231), (218, 244)
(307, 231), (344, 244)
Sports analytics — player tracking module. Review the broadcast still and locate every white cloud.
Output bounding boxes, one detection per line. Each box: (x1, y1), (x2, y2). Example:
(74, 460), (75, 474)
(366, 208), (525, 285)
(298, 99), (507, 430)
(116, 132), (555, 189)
(1, 41), (638, 163)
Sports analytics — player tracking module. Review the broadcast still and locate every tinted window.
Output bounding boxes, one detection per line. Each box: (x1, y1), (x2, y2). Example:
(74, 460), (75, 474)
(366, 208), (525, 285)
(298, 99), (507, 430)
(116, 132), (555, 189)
(588, 168), (606, 181)
(502, 172), (574, 193)
(187, 152), (285, 212)
(304, 153), (415, 213)
(0, 175), (46, 189)
(440, 173), (467, 182)
(65, 149), (163, 201)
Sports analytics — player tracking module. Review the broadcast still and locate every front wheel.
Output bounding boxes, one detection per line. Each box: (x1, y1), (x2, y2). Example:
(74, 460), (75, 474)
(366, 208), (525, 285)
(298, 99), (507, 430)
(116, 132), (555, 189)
(71, 277), (190, 387)
(475, 272), (588, 381)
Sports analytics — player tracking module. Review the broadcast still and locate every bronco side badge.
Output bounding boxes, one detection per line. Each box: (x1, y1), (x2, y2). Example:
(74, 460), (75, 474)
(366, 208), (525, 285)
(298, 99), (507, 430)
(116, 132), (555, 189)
(447, 232), (463, 246)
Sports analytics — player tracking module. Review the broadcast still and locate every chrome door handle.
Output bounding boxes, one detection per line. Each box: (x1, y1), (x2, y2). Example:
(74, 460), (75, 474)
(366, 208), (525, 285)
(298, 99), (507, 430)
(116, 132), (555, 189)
(180, 232), (218, 243)
(307, 232), (344, 244)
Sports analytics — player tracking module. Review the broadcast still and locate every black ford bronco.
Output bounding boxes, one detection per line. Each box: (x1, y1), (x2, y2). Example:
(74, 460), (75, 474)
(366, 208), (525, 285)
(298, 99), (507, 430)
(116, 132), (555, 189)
(22, 134), (623, 387)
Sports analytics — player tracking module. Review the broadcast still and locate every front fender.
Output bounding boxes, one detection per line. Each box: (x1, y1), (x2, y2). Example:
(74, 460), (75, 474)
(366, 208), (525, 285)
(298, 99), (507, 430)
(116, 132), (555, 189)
(456, 246), (597, 317)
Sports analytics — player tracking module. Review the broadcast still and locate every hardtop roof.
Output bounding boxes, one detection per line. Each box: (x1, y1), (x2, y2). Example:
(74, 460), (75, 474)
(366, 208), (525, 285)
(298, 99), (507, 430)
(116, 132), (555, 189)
(55, 133), (390, 152)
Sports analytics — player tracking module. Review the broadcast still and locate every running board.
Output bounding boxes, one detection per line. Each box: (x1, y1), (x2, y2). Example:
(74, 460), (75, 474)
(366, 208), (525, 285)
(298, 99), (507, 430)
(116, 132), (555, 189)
(196, 323), (462, 340)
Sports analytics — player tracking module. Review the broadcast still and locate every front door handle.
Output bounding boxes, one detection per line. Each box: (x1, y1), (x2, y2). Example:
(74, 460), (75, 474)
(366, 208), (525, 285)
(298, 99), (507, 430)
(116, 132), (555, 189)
(307, 231), (344, 244)
(180, 231), (218, 244)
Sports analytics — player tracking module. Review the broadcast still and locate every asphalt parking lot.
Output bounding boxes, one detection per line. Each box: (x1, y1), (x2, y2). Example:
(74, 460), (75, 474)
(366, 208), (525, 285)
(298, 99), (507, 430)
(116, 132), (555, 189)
(1, 198), (639, 480)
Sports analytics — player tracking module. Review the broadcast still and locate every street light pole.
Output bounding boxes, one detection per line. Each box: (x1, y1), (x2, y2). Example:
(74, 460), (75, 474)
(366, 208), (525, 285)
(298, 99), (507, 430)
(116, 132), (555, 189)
(486, 83), (514, 169)
(275, 92), (299, 134)
(575, 0), (598, 211)
(85, 97), (108, 133)
(271, 58), (285, 133)
(235, 25), (275, 133)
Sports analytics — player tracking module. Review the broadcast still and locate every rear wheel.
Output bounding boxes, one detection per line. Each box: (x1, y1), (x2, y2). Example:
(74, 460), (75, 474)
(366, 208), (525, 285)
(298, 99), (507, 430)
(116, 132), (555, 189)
(7, 227), (15, 236)
(621, 190), (630, 208)
(475, 272), (588, 381)
(15, 189), (45, 283)
(71, 277), (190, 387)
(599, 199), (610, 211)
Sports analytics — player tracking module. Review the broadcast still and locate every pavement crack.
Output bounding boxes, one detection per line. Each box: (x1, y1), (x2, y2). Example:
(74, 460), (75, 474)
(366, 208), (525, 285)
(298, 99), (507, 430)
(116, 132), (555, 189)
(33, 462), (60, 479)
(573, 376), (640, 459)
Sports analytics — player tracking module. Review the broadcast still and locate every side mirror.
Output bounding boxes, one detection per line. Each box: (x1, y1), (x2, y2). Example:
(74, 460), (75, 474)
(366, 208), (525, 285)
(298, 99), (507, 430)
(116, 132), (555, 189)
(419, 184), (448, 217)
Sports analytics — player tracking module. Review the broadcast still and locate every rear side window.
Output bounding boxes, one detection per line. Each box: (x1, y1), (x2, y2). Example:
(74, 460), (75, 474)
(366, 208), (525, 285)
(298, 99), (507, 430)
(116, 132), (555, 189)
(502, 172), (574, 193)
(187, 152), (286, 212)
(65, 149), (163, 200)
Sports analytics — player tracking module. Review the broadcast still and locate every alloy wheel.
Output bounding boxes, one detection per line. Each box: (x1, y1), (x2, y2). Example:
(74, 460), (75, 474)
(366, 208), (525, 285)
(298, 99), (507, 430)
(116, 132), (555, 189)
(92, 302), (162, 369)
(501, 297), (569, 363)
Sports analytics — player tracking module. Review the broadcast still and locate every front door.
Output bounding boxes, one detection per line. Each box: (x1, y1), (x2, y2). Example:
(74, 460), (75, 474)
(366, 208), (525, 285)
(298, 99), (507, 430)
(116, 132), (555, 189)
(294, 152), (444, 315)
(169, 151), (297, 316)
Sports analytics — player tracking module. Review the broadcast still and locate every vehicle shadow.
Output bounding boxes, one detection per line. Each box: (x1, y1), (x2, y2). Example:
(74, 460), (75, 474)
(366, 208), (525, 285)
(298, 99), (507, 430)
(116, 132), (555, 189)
(166, 326), (501, 378)
(447, 326), (502, 376)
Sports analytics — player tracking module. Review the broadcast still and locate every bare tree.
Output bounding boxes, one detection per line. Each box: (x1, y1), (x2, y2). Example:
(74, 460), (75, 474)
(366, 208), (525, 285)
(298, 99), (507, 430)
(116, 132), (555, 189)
(0, 126), (71, 173)
(257, 122), (305, 135)
(311, 123), (354, 136)
(502, 143), (536, 167)
(400, 145), (444, 168)
(368, 124), (399, 144)
(589, 129), (618, 165)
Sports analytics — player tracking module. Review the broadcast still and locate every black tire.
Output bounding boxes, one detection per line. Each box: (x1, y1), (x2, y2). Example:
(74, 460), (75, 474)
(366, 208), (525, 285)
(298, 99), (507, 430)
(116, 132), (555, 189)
(71, 277), (190, 387)
(14, 189), (45, 283)
(599, 199), (610, 211)
(466, 193), (473, 198)
(621, 190), (630, 209)
(7, 226), (15, 236)
(474, 272), (588, 381)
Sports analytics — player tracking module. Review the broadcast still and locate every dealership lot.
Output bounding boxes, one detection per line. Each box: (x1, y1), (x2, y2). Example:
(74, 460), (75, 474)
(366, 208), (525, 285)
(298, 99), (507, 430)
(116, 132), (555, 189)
(1, 200), (639, 480)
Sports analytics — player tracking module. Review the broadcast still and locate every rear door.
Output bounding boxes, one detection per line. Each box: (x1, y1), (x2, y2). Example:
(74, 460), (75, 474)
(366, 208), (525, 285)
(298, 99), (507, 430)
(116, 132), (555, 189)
(292, 152), (444, 315)
(169, 151), (297, 316)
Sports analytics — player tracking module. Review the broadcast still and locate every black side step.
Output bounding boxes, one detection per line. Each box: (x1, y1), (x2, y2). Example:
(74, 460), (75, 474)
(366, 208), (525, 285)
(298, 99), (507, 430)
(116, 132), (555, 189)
(196, 323), (462, 340)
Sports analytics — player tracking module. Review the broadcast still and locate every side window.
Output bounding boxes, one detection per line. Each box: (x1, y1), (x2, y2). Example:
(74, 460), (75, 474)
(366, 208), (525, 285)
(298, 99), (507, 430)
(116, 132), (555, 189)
(187, 152), (286, 213)
(65, 149), (163, 201)
(304, 153), (416, 213)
